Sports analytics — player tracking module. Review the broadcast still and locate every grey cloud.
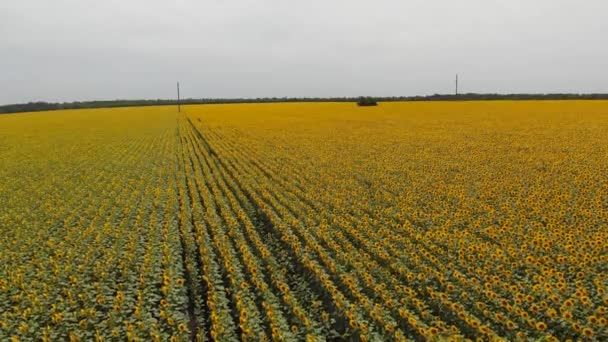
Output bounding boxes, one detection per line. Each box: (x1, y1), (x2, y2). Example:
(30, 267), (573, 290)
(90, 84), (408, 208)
(1, 0), (607, 104)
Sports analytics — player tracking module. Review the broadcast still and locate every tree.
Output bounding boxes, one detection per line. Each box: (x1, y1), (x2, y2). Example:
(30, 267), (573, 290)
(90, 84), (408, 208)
(356, 96), (378, 106)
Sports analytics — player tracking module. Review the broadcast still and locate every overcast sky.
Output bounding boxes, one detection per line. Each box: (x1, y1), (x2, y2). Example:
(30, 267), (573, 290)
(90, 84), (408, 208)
(1, 0), (607, 104)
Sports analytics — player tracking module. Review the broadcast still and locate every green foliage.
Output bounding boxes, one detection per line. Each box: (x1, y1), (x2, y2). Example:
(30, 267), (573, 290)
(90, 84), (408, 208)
(356, 97), (378, 106)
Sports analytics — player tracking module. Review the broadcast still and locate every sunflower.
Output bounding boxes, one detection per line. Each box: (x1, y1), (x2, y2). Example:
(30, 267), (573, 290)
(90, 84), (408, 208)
(52, 312), (63, 324)
(271, 326), (281, 339)
(239, 309), (248, 322)
(18, 323), (28, 334)
(321, 312), (329, 322)
(479, 325), (489, 334)
(495, 312), (505, 322)
(582, 327), (593, 337)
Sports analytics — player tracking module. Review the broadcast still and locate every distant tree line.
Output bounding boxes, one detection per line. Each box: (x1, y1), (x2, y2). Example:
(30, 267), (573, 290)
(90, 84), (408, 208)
(357, 97), (378, 106)
(2, 93), (608, 114)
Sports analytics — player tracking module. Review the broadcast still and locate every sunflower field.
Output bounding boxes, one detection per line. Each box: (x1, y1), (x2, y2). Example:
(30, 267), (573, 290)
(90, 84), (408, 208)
(0, 101), (607, 341)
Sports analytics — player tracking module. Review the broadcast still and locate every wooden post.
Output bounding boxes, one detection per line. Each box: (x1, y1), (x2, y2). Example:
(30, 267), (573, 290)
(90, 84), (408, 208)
(455, 74), (459, 96)
(177, 82), (181, 112)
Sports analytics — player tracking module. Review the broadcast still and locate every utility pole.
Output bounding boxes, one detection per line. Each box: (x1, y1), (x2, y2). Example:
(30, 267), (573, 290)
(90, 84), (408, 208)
(177, 82), (181, 113)
(455, 74), (459, 96)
